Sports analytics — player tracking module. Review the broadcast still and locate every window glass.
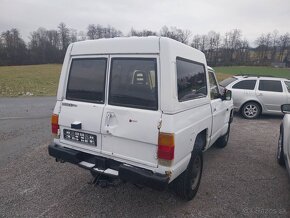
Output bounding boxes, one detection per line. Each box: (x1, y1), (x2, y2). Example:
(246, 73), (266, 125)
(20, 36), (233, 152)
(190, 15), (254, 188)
(232, 80), (256, 90)
(109, 58), (158, 110)
(220, 77), (237, 87)
(208, 71), (220, 99)
(284, 81), (290, 92)
(176, 58), (207, 102)
(66, 58), (107, 103)
(258, 80), (283, 92)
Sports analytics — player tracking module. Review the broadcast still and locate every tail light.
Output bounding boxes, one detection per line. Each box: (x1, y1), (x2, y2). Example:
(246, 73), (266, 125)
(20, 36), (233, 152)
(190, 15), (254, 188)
(51, 114), (59, 137)
(158, 133), (175, 161)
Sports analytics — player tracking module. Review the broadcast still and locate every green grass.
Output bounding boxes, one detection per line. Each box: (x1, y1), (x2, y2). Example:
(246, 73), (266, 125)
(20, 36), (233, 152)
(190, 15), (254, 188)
(0, 64), (289, 97)
(215, 66), (290, 80)
(0, 64), (61, 97)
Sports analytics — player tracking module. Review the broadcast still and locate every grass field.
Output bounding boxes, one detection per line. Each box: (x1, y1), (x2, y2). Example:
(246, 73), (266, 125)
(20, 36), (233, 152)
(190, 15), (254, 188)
(0, 64), (289, 97)
(214, 66), (290, 79)
(0, 64), (61, 97)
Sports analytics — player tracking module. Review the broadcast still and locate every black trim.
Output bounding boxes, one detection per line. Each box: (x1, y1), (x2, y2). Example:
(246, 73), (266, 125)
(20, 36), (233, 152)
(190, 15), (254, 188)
(48, 144), (169, 190)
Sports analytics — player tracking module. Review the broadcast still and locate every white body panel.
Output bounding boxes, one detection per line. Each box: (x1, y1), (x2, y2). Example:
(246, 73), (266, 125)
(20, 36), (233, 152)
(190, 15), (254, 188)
(53, 37), (233, 181)
(282, 114), (290, 175)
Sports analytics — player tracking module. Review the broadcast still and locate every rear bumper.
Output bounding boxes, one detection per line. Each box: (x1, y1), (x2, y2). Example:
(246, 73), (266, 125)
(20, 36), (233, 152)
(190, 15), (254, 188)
(48, 144), (169, 191)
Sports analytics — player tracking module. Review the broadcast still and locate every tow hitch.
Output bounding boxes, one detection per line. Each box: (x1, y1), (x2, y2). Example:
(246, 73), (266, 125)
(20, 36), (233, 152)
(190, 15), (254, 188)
(89, 173), (122, 188)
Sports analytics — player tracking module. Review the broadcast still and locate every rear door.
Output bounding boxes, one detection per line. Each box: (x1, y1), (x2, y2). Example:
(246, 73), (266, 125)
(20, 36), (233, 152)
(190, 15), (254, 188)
(230, 79), (257, 108)
(101, 56), (161, 168)
(256, 80), (287, 113)
(59, 56), (108, 153)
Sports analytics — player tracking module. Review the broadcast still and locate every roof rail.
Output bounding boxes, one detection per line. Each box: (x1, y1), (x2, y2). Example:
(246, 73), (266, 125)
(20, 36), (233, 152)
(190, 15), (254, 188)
(235, 74), (275, 78)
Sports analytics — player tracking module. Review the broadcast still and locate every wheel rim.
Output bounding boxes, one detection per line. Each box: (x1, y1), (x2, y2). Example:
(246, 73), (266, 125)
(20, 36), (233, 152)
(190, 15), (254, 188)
(277, 134), (282, 159)
(190, 155), (202, 190)
(244, 104), (258, 118)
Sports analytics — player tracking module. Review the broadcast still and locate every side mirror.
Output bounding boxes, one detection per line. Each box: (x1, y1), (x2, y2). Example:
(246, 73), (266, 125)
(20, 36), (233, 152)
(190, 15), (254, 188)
(222, 89), (232, 101)
(281, 104), (290, 114)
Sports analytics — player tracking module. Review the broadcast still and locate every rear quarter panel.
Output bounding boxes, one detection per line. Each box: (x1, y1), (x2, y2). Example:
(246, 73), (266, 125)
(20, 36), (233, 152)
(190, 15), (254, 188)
(160, 103), (212, 181)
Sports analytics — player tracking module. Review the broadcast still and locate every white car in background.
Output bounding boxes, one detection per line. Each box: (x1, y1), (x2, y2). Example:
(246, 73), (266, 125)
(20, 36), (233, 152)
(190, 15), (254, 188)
(277, 104), (290, 177)
(220, 76), (290, 119)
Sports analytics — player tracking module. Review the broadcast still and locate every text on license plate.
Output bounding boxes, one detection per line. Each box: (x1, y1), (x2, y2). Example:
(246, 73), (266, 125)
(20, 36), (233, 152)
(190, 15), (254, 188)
(63, 129), (96, 146)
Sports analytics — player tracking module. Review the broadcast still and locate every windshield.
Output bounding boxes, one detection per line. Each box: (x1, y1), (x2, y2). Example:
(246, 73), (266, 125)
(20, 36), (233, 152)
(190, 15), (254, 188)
(220, 77), (238, 87)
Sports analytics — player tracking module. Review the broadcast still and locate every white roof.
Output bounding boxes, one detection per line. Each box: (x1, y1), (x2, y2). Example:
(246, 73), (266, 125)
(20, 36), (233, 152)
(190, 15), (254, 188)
(70, 36), (204, 57)
(70, 37), (159, 55)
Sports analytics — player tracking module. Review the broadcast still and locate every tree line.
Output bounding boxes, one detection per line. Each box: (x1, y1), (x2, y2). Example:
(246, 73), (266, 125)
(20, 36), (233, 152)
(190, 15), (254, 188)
(0, 22), (289, 67)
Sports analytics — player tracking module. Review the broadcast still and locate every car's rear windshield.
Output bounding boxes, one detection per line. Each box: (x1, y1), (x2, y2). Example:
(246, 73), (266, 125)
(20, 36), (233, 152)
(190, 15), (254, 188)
(109, 58), (158, 110)
(220, 77), (238, 87)
(66, 58), (107, 103)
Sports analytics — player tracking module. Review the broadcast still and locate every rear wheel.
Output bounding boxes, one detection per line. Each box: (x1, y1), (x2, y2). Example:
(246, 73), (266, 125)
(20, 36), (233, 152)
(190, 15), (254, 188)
(241, 102), (261, 119)
(174, 136), (203, 201)
(277, 132), (285, 166)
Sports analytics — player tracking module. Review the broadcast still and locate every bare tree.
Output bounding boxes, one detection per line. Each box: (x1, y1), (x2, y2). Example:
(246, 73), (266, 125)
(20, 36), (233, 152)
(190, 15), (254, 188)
(58, 22), (70, 52)
(129, 28), (157, 36)
(0, 28), (27, 65)
(87, 24), (98, 39)
(278, 33), (290, 62)
(160, 26), (191, 44)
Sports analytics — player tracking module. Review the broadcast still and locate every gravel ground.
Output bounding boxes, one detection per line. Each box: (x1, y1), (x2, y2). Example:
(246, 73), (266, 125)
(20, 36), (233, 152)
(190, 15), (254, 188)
(0, 97), (290, 217)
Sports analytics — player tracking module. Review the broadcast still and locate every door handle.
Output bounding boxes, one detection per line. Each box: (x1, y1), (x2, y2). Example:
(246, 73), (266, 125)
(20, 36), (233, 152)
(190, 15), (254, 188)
(105, 112), (113, 127)
(213, 108), (217, 112)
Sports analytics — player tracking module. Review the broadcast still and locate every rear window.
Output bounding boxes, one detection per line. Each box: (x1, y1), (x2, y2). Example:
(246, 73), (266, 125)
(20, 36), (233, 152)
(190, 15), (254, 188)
(220, 77), (238, 87)
(66, 58), (107, 103)
(232, 80), (256, 90)
(176, 57), (207, 102)
(258, 80), (283, 92)
(109, 58), (158, 110)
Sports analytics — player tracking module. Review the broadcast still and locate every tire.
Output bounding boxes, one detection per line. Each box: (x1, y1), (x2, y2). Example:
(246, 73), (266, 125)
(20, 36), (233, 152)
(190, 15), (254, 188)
(215, 124), (230, 148)
(241, 102), (261, 119)
(173, 136), (203, 201)
(277, 132), (285, 166)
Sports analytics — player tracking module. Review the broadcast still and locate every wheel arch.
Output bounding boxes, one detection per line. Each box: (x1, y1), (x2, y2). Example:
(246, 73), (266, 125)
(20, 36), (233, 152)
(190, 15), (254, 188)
(193, 129), (207, 151)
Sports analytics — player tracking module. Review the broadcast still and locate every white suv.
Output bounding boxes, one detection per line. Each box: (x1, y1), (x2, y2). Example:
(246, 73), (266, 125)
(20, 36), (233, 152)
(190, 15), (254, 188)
(220, 76), (290, 119)
(48, 37), (233, 200)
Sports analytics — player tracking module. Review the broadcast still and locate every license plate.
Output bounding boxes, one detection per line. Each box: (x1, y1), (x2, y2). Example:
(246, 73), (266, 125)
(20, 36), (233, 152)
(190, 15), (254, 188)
(63, 129), (96, 146)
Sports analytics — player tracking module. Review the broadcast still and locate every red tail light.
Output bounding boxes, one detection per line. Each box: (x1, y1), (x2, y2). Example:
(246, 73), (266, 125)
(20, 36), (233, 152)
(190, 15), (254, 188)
(158, 133), (175, 160)
(51, 114), (59, 135)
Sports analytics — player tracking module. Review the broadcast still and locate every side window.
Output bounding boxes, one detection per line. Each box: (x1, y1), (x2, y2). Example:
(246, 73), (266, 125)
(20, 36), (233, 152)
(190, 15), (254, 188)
(109, 58), (158, 110)
(66, 58), (107, 103)
(284, 81), (290, 92)
(176, 57), (207, 102)
(258, 80), (283, 92)
(232, 80), (256, 90)
(208, 71), (220, 100)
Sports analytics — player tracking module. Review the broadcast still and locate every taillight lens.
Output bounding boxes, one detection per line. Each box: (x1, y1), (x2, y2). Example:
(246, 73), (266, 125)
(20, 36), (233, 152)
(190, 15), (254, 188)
(158, 133), (175, 160)
(51, 114), (59, 135)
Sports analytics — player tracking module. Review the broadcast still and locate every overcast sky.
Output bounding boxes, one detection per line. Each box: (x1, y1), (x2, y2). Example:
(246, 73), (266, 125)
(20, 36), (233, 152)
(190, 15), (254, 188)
(1, 0), (289, 45)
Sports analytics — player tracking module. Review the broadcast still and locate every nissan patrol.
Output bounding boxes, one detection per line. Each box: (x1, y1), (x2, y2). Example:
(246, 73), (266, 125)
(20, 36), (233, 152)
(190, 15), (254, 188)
(48, 37), (233, 200)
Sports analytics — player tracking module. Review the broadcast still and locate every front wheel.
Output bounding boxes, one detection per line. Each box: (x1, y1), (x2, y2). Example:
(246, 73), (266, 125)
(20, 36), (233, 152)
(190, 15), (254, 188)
(277, 132), (285, 166)
(174, 138), (203, 201)
(241, 102), (261, 119)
